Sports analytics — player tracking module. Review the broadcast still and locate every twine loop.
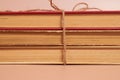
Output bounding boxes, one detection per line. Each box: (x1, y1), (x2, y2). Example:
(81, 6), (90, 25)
(72, 2), (102, 11)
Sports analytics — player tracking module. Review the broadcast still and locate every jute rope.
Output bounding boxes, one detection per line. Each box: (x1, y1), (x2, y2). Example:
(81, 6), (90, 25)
(61, 11), (67, 65)
(72, 2), (102, 11)
(48, 0), (61, 11)
(48, 1), (102, 65)
(48, 0), (67, 65)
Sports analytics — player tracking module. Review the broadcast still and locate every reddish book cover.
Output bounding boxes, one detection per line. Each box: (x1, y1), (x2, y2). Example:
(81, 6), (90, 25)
(0, 11), (120, 31)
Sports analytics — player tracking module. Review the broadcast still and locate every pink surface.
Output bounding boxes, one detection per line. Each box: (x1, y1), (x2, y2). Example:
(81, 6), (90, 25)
(0, 65), (120, 80)
(0, 0), (120, 80)
(0, 0), (120, 11)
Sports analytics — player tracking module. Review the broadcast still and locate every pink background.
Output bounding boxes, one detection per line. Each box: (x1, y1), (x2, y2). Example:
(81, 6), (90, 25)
(1, 65), (120, 80)
(0, 0), (120, 11)
(0, 0), (120, 80)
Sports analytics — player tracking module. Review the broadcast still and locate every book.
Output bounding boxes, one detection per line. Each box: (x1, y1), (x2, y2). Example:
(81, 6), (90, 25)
(0, 11), (120, 28)
(0, 30), (120, 46)
(0, 49), (120, 64)
(0, 11), (120, 64)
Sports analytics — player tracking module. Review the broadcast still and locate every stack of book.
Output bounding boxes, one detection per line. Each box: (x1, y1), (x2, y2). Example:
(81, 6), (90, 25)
(0, 11), (120, 64)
